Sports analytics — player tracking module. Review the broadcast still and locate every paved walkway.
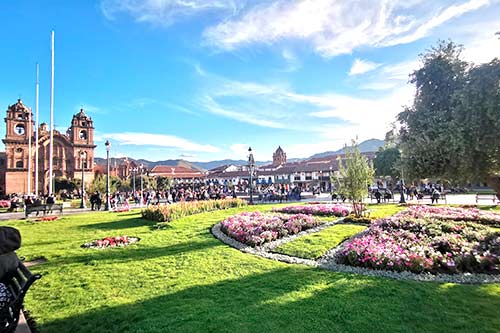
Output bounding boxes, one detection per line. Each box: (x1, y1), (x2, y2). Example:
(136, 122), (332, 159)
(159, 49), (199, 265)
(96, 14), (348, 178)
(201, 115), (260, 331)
(0, 194), (496, 222)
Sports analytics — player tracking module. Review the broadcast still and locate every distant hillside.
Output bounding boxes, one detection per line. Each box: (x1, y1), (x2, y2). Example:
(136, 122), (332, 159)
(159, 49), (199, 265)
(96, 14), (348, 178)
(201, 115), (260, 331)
(94, 139), (382, 172)
(94, 157), (205, 172)
(308, 139), (384, 159)
(191, 159), (271, 170)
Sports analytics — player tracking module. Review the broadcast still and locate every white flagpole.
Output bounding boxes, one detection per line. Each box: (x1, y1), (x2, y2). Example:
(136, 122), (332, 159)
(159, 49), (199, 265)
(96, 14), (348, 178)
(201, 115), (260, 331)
(35, 63), (40, 196)
(27, 108), (32, 195)
(49, 31), (54, 196)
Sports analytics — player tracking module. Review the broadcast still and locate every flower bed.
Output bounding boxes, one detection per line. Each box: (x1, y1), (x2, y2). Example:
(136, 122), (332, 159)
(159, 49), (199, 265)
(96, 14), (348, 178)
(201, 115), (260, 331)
(142, 198), (247, 222)
(273, 204), (351, 217)
(34, 216), (58, 222)
(399, 205), (500, 227)
(339, 217), (499, 274)
(220, 212), (321, 246)
(81, 236), (140, 249)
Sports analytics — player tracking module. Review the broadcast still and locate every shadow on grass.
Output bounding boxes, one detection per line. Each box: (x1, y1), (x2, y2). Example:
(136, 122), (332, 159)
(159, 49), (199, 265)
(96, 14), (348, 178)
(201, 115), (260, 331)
(78, 217), (154, 230)
(38, 267), (500, 333)
(47, 239), (219, 266)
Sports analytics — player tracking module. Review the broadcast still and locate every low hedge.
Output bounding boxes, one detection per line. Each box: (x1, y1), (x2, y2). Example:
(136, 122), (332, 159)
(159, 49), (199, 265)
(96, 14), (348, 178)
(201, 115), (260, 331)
(141, 199), (247, 223)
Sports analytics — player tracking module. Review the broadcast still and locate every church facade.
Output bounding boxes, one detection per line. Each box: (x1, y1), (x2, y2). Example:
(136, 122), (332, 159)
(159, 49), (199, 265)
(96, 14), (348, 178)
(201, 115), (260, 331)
(0, 99), (96, 195)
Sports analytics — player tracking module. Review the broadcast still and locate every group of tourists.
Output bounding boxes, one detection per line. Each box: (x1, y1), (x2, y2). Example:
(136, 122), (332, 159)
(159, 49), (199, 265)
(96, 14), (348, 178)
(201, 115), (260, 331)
(3, 193), (56, 212)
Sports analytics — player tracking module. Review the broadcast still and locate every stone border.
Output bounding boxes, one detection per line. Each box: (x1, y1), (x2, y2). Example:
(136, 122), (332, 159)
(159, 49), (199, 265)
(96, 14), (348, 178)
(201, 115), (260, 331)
(211, 223), (500, 284)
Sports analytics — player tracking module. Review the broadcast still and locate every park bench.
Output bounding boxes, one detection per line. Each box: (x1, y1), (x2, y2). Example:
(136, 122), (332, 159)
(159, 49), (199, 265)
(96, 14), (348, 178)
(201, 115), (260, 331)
(417, 193), (447, 204)
(0, 261), (41, 333)
(476, 193), (498, 204)
(25, 204), (63, 218)
(369, 189), (395, 203)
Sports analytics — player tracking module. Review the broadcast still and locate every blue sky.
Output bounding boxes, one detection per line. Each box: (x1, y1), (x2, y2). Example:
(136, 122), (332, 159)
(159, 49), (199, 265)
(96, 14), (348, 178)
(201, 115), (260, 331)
(1, 0), (499, 162)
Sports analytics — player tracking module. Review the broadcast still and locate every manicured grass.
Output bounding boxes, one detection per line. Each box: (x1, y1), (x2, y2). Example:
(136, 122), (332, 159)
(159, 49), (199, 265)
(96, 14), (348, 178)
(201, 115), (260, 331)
(1, 205), (499, 332)
(366, 203), (405, 219)
(273, 224), (367, 259)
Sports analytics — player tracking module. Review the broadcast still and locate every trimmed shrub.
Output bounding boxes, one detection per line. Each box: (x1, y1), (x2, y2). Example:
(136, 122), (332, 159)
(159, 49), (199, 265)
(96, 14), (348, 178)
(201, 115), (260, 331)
(141, 198), (247, 223)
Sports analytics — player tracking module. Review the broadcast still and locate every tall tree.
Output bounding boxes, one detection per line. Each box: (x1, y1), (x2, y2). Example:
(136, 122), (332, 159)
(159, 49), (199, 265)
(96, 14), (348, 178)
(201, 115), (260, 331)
(398, 40), (468, 182)
(457, 59), (500, 194)
(373, 147), (401, 178)
(336, 140), (374, 217)
(398, 40), (500, 194)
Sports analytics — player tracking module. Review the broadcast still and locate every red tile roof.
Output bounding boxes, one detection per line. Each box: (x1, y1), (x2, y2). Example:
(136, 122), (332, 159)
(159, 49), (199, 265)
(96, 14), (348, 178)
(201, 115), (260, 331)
(150, 165), (206, 178)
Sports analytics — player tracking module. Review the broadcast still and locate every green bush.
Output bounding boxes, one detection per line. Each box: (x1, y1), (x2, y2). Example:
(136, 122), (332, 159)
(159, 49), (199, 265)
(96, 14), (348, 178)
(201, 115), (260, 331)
(141, 199), (247, 223)
(342, 215), (375, 224)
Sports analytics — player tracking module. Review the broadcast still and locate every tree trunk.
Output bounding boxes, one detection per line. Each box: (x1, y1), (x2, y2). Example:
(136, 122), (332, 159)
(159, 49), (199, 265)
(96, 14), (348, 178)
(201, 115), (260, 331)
(486, 175), (500, 200)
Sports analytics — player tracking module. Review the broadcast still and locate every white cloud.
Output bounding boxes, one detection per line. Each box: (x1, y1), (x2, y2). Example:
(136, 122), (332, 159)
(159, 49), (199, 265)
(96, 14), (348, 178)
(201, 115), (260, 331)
(193, 65), (414, 145)
(281, 49), (301, 72)
(349, 59), (382, 76)
(104, 132), (220, 153)
(357, 59), (419, 90)
(101, 0), (241, 25)
(381, 0), (492, 47)
(229, 143), (250, 159)
(74, 104), (105, 115)
(199, 95), (286, 129)
(204, 0), (492, 57)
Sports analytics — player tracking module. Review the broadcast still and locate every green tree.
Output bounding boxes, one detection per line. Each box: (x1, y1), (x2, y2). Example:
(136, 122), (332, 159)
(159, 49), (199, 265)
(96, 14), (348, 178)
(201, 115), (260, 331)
(373, 147), (401, 178)
(336, 140), (374, 217)
(398, 40), (500, 194)
(54, 177), (79, 194)
(89, 175), (121, 194)
(154, 176), (172, 191)
(398, 40), (468, 181)
(457, 58), (500, 193)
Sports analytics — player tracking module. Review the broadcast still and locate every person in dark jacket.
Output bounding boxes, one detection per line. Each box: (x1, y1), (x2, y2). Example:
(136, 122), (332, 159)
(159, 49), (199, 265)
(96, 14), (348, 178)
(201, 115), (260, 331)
(0, 227), (21, 281)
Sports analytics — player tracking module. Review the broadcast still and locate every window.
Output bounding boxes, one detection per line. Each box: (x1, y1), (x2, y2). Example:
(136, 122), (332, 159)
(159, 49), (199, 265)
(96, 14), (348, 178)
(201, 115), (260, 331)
(15, 160), (23, 168)
(15, 124), (25, 135)
(305, 176), (312, 180)
(81, 121), (86, 126)
(17, 114), (24, 120)
(79, 130), (87, 140)
(294, 176), (300, 181)
(15, 148), (23, 153)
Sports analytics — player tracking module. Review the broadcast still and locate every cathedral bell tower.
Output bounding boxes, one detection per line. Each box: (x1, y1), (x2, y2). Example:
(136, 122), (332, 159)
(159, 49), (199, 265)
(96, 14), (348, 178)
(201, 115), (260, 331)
(2, 99), (35, 194)
(3, 99), (34, 170)
(69, 109), (96, 179)
(272, 146), (287, 167)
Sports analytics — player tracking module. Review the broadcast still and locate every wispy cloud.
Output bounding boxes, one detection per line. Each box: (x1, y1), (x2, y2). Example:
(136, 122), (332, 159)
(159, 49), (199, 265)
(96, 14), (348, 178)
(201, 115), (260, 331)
(74, 104), (106, 115)
(229, 143), (250, 159)
(203, 0), (492, 57)
(100, 0), (241, 25)
(105, 132), (220, 153)
(349, 59), (382, 76)
(281, 49), (301, 72)
(193, 65), (413, 144)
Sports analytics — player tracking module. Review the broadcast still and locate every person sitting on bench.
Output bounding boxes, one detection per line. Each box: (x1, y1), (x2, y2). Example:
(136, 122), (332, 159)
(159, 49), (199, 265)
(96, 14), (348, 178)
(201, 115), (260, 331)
(0, 227), (22, 281)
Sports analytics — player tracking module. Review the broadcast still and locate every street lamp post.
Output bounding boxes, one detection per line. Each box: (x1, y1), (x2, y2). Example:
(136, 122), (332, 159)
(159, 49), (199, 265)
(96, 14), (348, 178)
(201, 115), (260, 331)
(130, 167), (137, 196)
(139, 164), (144, 207)
(318, 170), (322, 194)
(399, 151), (406, 204)
(248, 147), (255, 205)
(80, 151), (86, 209)
(105, 140), (111, 211)
(329, 166), (333, 192)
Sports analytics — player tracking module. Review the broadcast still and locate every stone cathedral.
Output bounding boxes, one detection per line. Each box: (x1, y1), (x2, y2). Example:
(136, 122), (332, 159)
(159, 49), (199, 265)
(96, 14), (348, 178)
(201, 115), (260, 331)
(0, 99), (96, 195)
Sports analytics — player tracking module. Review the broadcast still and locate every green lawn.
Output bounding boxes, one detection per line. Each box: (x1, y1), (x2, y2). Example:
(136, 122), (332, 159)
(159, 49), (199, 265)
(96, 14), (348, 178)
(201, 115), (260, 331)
(273, 224), (367, 259)
(2, 205), (500, 332)
(366, 203), (406, 219)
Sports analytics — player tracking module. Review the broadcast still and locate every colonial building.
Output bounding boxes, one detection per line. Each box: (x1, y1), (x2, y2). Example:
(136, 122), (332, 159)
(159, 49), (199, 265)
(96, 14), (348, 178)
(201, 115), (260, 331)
(0, 99), (96, 195)
(272, 146), (286, 166)
(208, 146), (375, 191)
